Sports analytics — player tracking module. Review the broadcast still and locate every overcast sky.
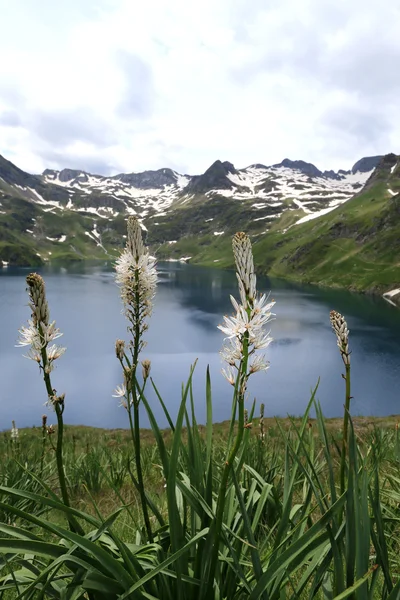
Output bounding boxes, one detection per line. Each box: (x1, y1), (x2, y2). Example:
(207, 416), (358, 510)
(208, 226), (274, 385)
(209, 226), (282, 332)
(0, 0), (399, 176)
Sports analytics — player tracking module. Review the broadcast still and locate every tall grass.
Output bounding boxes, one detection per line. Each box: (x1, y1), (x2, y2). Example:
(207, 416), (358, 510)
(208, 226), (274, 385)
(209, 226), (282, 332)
(0, 219), (399, 598)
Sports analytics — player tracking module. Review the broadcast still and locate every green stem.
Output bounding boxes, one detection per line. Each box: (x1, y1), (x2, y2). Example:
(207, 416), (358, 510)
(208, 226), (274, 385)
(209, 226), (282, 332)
(340, 363), (351, 495)
(205, 335), (249, 598)
(40, 424), (46, 478)
(125, 268), (153, 542)
(133, 398), (154, 542)
(40, 344), (83, 536)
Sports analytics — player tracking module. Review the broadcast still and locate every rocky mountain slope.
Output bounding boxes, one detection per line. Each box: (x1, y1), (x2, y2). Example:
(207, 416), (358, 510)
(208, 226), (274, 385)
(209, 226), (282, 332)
(2, 151), (399, 295)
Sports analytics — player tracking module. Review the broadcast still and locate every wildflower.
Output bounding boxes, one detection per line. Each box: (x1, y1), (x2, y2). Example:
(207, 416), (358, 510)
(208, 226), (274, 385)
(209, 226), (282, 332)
(11, 420), (19, 442)
(249, 354), (270, 374)
(115, 217), (157, 348)
(17, 273), (65, 371)
(221, 366), (236, 386)
(330, 310), (350, 365)
(218, 232), (275, 387)
(113, 383), (128, 408)
(113, 383), (127, 399)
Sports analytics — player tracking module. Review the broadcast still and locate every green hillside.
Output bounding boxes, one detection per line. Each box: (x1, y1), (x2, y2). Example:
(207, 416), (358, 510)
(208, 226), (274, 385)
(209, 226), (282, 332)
(251, 155), (400, 293)
(1, 152), (400, 297)
(158, 154), (400, 294)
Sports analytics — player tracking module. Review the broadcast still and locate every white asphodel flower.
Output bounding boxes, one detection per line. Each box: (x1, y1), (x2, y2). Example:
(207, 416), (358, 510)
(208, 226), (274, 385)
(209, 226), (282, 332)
(218, 232), (275, 386)
(11, 420), (19, 441)
(47, 344), (66, 362)
(115, 217), (157, 338)
(221, 366), (236, 386)
(112, 384), (127, 398)
(16, 274), (65, 371)
(17, 321), (63, 350)
(249, 354), (270, 374)
(112, 383), (128, 408)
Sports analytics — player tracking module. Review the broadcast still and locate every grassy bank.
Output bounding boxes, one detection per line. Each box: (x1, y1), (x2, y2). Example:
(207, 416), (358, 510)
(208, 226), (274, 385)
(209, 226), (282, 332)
(2, 220), (400, 599)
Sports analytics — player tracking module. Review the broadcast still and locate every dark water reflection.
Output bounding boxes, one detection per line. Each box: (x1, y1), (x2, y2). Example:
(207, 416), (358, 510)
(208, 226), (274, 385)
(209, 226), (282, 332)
(1, 262), (400, 429)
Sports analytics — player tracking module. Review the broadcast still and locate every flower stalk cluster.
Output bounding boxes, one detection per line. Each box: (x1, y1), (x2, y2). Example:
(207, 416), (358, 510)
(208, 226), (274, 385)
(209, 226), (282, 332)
(208, 231), (275, 596)
(17, 273), (65, 380)
(115, 217), (157, 365)
(16, 273), (82, 534)
(218, 232), (275, 395)
(330, 309), (352, 495)
(114, 216), (157, 542)
(11, 420), (19, 443)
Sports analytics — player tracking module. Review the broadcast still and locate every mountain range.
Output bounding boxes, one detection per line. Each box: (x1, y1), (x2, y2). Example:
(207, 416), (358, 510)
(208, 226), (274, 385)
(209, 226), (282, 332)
(0, 151), (399, 300)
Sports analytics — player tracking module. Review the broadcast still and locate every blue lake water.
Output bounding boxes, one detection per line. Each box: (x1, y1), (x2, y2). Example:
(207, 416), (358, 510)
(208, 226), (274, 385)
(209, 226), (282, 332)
(1, 262), (400, 430)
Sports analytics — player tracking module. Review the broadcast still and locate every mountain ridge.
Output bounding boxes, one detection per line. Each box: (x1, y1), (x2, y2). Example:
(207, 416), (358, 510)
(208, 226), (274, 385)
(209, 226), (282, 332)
(1, 150), (399, 298)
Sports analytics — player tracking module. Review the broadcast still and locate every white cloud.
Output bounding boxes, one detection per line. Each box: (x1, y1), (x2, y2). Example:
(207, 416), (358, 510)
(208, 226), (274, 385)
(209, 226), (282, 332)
(0, 0), (399, 175)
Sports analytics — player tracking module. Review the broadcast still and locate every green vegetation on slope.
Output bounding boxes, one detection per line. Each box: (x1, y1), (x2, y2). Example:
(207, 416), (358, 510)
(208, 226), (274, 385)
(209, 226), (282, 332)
(253, 179), (400, 293)
(2, 153), (400, 294)
(161, 155), (400, 294)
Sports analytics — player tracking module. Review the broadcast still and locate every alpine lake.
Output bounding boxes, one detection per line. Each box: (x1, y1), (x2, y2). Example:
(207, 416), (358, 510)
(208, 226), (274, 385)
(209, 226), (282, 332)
(1, 261), (400, 430)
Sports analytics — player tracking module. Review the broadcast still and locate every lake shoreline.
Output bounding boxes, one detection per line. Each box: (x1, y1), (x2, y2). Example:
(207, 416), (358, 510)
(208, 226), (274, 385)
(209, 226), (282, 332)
(4, 414), (400, 437)
(3, 255), (400, 302)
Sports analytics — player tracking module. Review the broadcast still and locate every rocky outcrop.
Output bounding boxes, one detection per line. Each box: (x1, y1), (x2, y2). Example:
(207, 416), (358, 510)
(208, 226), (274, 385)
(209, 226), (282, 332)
(272, 158), (322, 178)
(185, 160), (237, 194)
(351, 156), (383, 174)
(114, 168), (178, 189)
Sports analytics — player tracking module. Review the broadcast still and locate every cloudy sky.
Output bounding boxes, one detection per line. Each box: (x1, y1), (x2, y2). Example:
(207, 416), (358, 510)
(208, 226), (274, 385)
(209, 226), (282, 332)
(0, 0), (399, 176)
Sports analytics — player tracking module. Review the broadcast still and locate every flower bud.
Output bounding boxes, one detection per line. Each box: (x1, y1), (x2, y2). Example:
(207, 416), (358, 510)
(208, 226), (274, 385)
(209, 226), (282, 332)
(141, 359), (151, 381)
(115, 339), (125, 361)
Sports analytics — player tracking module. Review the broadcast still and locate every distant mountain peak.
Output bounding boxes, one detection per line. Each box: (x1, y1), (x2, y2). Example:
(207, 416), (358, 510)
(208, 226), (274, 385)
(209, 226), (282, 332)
(272, 158), (322, 178)
(185, 160), (238, 194)
(113, 167), (178, 190)
(351, 156), (383, 174)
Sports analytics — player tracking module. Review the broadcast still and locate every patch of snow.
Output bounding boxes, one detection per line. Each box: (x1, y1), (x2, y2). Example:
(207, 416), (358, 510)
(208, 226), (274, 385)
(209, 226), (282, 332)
(2, 261), (9, 267)
(391, 163), (397, 174)
(26, 229), (33, 234)
(295, 205), (337, 225)
(383, 296), (398, 307)
(291, 199), (312, 214)
(205, 218), (214, 222)
(176, 174), (190, 189)
(58, 235), (66, 243)
(46, 236), (58, 242)
(168, 240), (177, 244)
(254, 215), (273, 221)
(78, 207), (107, 217)
(388, 188), (397, 196)
(213, 231), (224, 236)
(383, 288), (400, 298)
(66, 199), (73, 209)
